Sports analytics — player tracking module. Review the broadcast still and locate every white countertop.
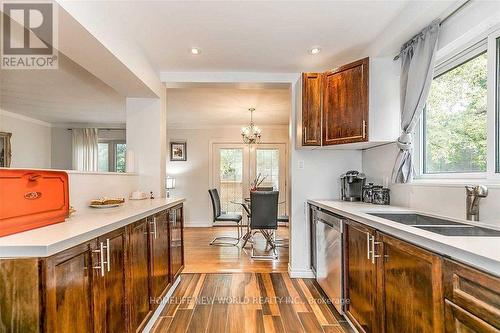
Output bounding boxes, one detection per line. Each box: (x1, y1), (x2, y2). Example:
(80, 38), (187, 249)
(308, 200), (500, 277)
(0, 198), (185, 258)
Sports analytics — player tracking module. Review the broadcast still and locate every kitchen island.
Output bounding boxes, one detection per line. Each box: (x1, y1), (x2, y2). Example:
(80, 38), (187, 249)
(0, 198), (185, 333)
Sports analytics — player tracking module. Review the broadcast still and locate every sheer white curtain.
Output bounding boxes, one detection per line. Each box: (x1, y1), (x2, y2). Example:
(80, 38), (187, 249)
(72, 128), (99, 171)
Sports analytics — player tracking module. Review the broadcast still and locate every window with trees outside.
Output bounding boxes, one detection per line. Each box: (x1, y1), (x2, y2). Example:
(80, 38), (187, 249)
(98, 141), (126, 173)
(422, 48), (488, 174)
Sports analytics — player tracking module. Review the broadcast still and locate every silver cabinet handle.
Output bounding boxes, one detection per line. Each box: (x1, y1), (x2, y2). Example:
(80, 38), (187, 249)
(150, 216), (157, 239)
(106, 238), (111, 272)
(93, 242), (105, 277)
(366, 232), (371, 260)
(371, 238), (382, 264)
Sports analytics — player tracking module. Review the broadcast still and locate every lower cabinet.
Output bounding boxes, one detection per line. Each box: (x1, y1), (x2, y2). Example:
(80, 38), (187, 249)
(380, 233), (444, 333)
(0, 204), (184, 333)
(94, 228), (128, 333)
(345, 219), (443, 333)
(344, 220), (378, 333)
(443, 259), (500, 332)
(43, 242), (96, 333)
(169, 204), (184, 280)
(150, 210), (170, 300)
(128, 218), (153, 332)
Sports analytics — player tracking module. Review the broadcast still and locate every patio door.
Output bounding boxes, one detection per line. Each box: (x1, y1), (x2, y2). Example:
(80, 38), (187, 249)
(211, 143), (287, 217)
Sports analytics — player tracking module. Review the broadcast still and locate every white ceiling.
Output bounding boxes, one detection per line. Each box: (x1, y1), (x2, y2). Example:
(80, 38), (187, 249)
(0, 53), (126, 124)
(166, 86), (290, 128)
(65, 0), (435, 73)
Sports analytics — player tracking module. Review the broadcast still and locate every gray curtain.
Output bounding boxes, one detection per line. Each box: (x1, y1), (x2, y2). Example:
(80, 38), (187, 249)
(392, 20), (440, 183)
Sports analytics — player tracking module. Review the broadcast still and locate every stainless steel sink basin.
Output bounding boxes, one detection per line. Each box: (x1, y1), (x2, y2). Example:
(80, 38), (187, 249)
(368, 213), (467, 226)
(367, 213), (500, 237)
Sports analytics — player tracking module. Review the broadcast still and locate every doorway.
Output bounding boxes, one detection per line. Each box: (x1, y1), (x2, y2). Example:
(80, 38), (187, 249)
(211, 142), (288, 218)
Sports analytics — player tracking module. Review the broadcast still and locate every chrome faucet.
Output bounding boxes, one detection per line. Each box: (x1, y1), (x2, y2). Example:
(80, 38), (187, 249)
(465, 185), (488, 221)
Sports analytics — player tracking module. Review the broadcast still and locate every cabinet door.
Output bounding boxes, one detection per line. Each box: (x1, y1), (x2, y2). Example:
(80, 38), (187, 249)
(128, 219), (152, 332)
(169, 205), (184, 280)
(94, 228), (128, 333)
(323, 58), (368, 145)
(380, 233), (444, 333)
(344, 220), (377, 333)
(150, 210), (170, 299)
(302, 73), (322, 146)
(43, 242), (96, 333)
(445, 300), (500, 333)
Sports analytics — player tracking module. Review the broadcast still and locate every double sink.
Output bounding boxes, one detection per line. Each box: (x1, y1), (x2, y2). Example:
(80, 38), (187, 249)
(368, 213), (500, 237)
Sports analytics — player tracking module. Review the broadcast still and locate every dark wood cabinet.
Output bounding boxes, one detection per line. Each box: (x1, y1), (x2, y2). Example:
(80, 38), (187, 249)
(169, 205), (184, 280)
(443, 259), (500, 331)
(43, 242), (96, 333)
(302, 73), (323, 146)
(128, 218), (152, 332)
(380, 233), (444, 333)
(0, 204), (184, 333)
(301, 58), (369, 147)
(149, 210), (170, 299)
(323, 58), (368, 145)
(94, 228), (128, 333)
(344, 220), (378, 333)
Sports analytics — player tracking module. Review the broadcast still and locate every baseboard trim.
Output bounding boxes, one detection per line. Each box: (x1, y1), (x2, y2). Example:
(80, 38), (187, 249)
(142, 275), (181, 333)
(288, 263), (315, 278)
(184, 221), (212, 227)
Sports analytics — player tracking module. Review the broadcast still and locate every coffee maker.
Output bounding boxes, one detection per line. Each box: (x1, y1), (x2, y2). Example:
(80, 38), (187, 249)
(340, 171), (366, 201)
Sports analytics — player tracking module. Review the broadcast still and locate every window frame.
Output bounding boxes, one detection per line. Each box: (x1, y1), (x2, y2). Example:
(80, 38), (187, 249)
(98, 139), (126, 173)
(415, 26), (500, 181)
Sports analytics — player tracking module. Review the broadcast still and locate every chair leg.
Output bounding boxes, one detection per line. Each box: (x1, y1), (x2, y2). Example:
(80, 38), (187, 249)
(250, 229), (278, 260)
(210, 222), (241, 246)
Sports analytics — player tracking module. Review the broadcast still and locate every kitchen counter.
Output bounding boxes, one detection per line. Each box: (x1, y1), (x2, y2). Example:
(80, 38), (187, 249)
(308, 200), (500, 277)
(0, 197), (185, 258)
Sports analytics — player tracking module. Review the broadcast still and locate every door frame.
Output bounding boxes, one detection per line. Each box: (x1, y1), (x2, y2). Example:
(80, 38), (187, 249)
(208, 139), (289, 221)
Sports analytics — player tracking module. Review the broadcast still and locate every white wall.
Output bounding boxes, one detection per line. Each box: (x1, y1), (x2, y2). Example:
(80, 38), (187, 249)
(126, 94), (167, 198)
(362, 1), (500, 228)
(68, 172), (139, 210)
(51, 127), (73, 170)
(0, 111), (52, 168)
(166, 126), (289, 226)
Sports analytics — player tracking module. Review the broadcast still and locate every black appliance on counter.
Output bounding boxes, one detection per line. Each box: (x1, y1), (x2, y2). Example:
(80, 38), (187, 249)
(340, 170), (366, 202)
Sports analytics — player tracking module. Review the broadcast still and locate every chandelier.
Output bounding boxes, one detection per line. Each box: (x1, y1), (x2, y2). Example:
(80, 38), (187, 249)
(241, 108), (262, 144)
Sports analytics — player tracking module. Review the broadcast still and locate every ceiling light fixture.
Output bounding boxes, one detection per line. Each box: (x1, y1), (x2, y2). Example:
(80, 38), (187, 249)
(241, 108), (262, 145)
(190, 47), (201, 55)
(309, 47), (321, 55)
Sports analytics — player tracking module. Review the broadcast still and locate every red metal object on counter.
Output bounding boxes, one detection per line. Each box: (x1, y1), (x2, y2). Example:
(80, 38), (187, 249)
(0, 169), (69, 237)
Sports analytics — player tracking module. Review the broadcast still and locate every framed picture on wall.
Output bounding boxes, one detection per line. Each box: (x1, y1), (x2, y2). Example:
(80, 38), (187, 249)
(170, 141), (187, 161)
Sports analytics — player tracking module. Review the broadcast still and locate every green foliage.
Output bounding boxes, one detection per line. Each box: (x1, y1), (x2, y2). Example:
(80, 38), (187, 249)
(425, 52), (487, 173)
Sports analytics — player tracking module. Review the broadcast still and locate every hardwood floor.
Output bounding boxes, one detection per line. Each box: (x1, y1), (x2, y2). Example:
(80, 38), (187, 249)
(152, 273), (352, 333)
(183, 227), (289, 273)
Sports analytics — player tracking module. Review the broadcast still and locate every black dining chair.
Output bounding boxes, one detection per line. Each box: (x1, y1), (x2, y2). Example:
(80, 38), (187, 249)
(246, 191), (279, 259)
(208, 188), (242, 246)
(256, 186), (274, 191)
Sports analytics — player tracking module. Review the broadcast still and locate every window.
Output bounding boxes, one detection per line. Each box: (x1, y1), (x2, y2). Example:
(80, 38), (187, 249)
(422, 50), (488, 174)
(98, 140), (126, 172)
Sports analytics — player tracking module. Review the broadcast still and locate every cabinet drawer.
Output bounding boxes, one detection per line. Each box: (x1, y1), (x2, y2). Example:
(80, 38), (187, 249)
(443, 259), (500, 329)
(445, 300), (500, 333)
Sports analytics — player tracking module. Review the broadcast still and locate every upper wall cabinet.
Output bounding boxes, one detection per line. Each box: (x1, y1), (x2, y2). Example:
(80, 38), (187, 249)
(299, 57), (400, 149)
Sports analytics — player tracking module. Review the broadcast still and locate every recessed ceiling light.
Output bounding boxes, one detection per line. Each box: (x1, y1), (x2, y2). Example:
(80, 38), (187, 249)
(190, 47), (201, 55)
(309, 47), (321, 55)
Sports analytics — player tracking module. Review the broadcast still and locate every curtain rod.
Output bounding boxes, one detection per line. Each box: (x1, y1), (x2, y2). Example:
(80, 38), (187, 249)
(67, 128), (125, 131)
(393, 0), (473, 61)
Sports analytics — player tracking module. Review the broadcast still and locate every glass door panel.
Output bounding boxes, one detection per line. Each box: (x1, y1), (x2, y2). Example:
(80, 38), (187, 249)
(219, 148), (243, 214)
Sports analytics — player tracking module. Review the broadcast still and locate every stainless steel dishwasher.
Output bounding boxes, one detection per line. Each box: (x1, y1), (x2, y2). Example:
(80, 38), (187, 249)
(315, 209), (345, 314)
